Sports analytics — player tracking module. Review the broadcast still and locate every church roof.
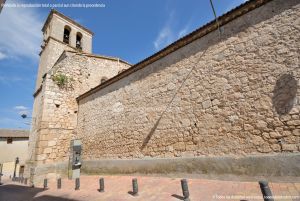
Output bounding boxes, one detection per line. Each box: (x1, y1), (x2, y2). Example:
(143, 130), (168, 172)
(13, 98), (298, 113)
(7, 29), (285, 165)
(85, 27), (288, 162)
(42, 9), (94, 35)
(0, 129), (29, 138)
(77, 0), (273, 102)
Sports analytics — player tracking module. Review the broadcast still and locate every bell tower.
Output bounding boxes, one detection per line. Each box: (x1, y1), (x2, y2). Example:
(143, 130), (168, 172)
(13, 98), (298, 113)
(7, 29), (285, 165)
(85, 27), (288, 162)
(35, 9), (93, 90)
(26, 10), (94, 184)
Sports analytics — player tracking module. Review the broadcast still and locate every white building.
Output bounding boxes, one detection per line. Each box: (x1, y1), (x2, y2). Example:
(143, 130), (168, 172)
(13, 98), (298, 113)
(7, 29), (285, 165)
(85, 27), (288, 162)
(0, 129), (29, 177)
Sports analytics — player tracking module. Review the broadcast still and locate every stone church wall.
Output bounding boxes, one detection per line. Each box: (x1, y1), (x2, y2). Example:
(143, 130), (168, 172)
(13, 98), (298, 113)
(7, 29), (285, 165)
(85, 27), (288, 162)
(35, 38), (74, 91)
(77, 0), (300, 165)
(27, 52), (130, 184)
(31, 52), (130, 167)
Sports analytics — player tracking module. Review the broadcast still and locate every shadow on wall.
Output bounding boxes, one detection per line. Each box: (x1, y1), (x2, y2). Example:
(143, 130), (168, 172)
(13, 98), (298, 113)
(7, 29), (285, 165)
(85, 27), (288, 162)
(272, 73), (298, 115)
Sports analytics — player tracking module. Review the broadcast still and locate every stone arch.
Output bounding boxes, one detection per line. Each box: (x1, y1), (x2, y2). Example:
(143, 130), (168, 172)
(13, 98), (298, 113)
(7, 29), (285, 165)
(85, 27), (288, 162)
(63, 25), (71, 44)
(76, 32), (83, 50)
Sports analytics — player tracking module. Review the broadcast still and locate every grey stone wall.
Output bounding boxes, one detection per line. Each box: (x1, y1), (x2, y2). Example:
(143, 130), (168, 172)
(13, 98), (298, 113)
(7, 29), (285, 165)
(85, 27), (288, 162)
(77, 0), (300, 161)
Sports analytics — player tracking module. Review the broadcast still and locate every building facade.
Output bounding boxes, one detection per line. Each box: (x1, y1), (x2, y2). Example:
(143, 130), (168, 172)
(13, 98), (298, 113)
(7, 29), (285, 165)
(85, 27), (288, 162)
(27, 0), (300, 184)
(26, 9), (130, 183)
(0, 129), (29, 177)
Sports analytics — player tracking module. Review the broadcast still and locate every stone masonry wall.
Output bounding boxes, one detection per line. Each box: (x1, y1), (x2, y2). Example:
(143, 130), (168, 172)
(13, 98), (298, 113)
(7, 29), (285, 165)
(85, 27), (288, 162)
(35, 38), (74, 91)
(33, 52), (130, 165)
(48, 14), (93, 53)
(28, 39), (74, 167)
(77, 0), (300, 160)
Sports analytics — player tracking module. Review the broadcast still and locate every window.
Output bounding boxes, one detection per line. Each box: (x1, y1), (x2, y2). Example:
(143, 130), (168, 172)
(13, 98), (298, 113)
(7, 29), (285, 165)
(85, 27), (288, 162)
(7, 137), (13, 144)
(63, 25), (71, 44)
(76, 32), (82, 50)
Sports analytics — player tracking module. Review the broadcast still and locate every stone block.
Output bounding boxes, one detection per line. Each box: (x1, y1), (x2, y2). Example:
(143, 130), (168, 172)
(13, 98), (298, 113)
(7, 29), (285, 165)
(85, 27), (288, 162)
(202, 100), (212, 109)
(174, 142), (185, 151)
(48, 141), (57, 147)
(256, 120), (268, 129)
(293, 129), (300, 136)
(44, 148), (52, 154)
(37, 154), (47, 161)
(282, 144), (297, 152)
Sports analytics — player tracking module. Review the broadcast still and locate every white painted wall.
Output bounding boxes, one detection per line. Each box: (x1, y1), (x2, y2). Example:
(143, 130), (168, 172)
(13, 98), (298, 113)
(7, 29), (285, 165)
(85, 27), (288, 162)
(0, 137), (29, 163)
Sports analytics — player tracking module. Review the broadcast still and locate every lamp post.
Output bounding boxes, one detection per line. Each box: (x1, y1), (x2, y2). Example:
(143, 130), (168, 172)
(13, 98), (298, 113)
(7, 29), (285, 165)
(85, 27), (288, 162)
(0, 163), (3, 185)
(13, 157), (19, 179)
(21, 114), (33, 125)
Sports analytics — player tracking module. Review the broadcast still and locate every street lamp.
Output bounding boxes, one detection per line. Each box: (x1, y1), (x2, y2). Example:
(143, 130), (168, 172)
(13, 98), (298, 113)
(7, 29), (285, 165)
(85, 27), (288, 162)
(21, 114), (28, 119)
(0, 163), (3, 185)
(13, 157), (19, 180)
(21, 113), (34, 125)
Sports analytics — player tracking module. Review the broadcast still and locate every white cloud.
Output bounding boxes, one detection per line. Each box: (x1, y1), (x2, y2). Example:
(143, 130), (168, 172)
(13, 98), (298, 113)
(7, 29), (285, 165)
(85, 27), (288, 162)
(178, 20), (193, 38)
(0, 0), (43, 61)
(14, 105), (28, 110)
(0, 117), (29, 129)
(14, 105), (31, 117)
(224, 0), (248, 13)
(0, 52), (7, 60)
(74, 18), (84, 24)
(153, 0), (249, 51)
(153, 10), (192, 51)
(18, 110), (29, 116)
(153, 11), (176, 51)
(154, 26), (174, 51)
(178, 27), (189, 38)
(0, 75), (22, 84)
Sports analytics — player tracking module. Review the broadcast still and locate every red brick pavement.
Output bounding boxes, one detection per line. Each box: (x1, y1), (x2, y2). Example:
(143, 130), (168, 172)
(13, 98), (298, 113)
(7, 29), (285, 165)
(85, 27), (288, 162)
(0, 175), (299, 201)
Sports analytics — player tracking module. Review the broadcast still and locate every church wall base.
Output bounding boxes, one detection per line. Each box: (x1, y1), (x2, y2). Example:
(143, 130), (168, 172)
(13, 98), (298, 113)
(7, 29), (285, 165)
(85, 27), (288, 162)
(81, 153), (300, 181)
(29, 162), (69, 186)
(29, 153), (299, 184)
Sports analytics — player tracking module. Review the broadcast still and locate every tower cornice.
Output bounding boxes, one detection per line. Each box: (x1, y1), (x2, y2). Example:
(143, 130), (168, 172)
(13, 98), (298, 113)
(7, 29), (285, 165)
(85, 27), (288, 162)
(42, 9), (94, 35)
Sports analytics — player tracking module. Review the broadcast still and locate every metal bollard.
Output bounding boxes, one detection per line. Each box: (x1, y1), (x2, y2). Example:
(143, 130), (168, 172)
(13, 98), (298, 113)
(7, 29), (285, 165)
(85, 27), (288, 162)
(259, 181), (274, 201)
(99, 178), (104, 192)
(43, 178), (48, 189)
(75, 178), (80, 190)
(21, 177), (24, 184)
(57, 178), (61, 189)
(181, 179), (190, 201)
(132, 178), (138, 196)
(24, 178), (28, 185)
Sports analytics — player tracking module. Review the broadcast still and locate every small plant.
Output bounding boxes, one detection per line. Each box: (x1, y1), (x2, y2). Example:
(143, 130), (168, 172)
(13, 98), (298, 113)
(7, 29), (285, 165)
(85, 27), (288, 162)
(52, 73), (73, 89)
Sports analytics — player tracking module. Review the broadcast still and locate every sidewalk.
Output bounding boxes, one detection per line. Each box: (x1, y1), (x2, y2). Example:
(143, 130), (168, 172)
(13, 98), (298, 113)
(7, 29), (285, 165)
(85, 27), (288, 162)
(0, 175), (299, 201)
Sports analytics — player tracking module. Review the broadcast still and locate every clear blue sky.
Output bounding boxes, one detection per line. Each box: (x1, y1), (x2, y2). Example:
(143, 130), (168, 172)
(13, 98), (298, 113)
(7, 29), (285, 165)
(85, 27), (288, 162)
(0, 0), (246, 129)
